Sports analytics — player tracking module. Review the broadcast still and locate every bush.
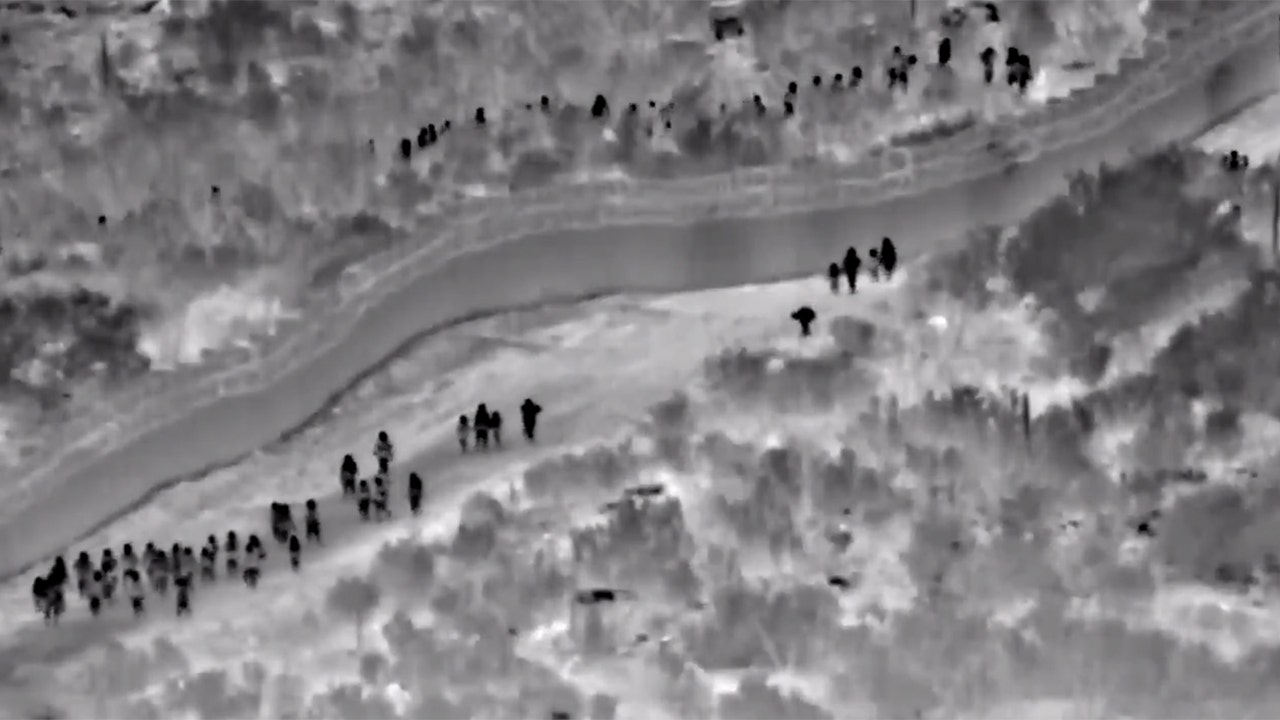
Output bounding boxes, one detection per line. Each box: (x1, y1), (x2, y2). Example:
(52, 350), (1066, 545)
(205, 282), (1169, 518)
(371, 536), (436, 604)
(326, 576), (382, 650)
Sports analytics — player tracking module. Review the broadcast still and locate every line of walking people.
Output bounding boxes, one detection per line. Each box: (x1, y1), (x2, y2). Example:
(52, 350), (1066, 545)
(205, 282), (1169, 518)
(31, 499), (328, 624)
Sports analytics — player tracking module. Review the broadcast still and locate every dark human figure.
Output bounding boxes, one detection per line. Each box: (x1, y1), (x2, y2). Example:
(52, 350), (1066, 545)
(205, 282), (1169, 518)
(1224, 149), (1249, 171)
(812, 74), (822, 88)
(491, 411), (503, 448)
(305, 499), (322, 544)
(878, 237), (898, 279)
(98, 214), (107, 226)
(399, 138), (412, 161)
(374, 476), (391, 520)
(408, 472), (424, 516)
(417, 126), (430, 148)
(357, 479), (372, 521)
(225, 530), (240, 573)
(783, 100), (795, 117)
(340, 454), (358, 496)
(181, 546), (196, 588)
(101, 548), (117, 578)
(270, 502), (295, 544)
(791, 306), (817, 337)
(47, 556), (67, 590)
(74, 551), (92, 597)
(374, 430), (394, 469)
(169, 542), (182, 575)
(842, 247), (861, 294)
(1017, 52), (1033, 93)
(520, 398), (542, 442)
(175, 582), (191, 618)
(150, 552), (169, 596)
(827, 262), (841, 294)
(199, 546), (216, 583)
(43, 581), (64, 625)
(1005, 47), (1021, 87)
(242, 542), (261, 589)
(457, 415), (470, 453)
(121, 543), (137, 573)
(591, 94), (609, 119)
(31, 575), (46, 614)
(125, 569), (145, 617)
(938, 37), (951, 67)
(888, 46), (916, 90)
(753, 94), (766, 116)
(978, 1), (999, 22)
(205, 535), (219, 566)
(980, 47), (996, 84)
(101, 552), (117, 604)
(88, 571), (104, 615)
(787, 80), (798, 95)
(869, 249), (881, 280)
(628, 102), (638, 114)
(832, 72), (844, 89)
(475, 403), (491, 450)
(540, 95), (551, 112)
(850, 66), (862, 88)
(474, 107), (486, 125)
(288, 535), (302, 572)
(247, 534), (266, 562)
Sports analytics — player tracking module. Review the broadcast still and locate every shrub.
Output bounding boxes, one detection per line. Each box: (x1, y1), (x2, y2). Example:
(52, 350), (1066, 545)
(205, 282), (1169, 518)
(326, 575), (382, 650)
(371, 536), (436, 604)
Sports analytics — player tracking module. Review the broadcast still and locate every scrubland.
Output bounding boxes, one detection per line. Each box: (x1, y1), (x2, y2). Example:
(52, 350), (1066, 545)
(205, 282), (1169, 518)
(14, 134), (1280, 718)
(0, 0), (1153, 455)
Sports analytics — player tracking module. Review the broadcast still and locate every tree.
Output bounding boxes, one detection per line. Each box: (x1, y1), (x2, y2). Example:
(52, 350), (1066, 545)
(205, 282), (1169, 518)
(327, 576), (382, 651)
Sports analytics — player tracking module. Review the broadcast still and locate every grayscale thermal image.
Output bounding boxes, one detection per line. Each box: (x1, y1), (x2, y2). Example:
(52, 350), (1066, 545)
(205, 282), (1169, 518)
(1, 0), (1280, 717)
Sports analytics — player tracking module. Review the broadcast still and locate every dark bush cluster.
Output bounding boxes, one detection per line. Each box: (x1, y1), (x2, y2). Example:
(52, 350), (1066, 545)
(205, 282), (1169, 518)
(0, 287), (152, 409)
(571, 492), (699, 603)
(521, 441), (641, 501)
(701, 346), (868, 411)
(378, 610), (585, 718)
(682, 578), (840, 671)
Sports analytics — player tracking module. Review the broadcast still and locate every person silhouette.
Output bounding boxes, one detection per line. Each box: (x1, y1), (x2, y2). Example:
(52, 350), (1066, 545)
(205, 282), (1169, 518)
(408, 472), (424, 516)
(456, 415), (470, 453)
(842, 248), (861, 294)
(879, 237), (898, 279)
(980, 47), (996, 84)
(520, 398), (542, 442)
(938, 37), (951, 67)
(474, 404), (491, 450)
(791, 306), (816, 337)
(827, 262), (842, 294)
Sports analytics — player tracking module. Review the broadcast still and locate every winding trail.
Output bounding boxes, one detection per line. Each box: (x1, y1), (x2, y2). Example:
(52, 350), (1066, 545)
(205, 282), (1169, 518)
(0, 3), (1277, 580)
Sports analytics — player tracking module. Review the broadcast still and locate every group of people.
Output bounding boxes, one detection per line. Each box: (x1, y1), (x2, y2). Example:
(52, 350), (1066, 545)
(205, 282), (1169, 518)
(30, 500), (327, 624)
(790, 237), (901, 338)
(829, 237), (899, 296)
(386, 1), (1031, 164)
(454, 399), (543, 453)
(28, 398), (552, 626)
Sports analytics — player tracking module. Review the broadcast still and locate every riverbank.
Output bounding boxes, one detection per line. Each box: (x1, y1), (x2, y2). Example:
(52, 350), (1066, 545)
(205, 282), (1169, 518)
(0, 1), (1276, 580)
